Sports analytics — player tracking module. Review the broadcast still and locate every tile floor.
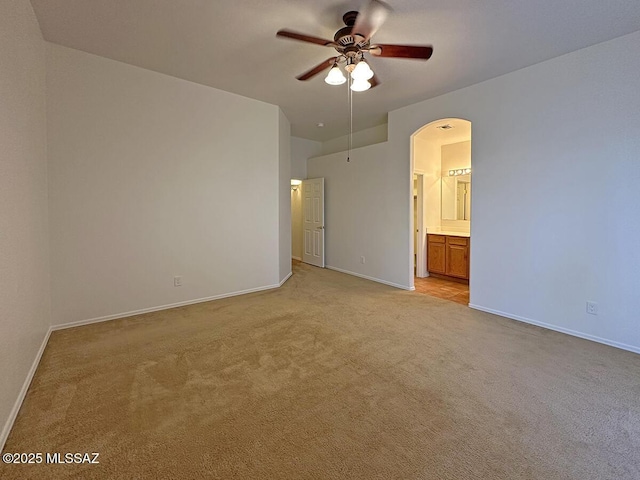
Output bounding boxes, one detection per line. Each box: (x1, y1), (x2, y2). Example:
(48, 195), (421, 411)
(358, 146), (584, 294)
(413, 276), (469, 305)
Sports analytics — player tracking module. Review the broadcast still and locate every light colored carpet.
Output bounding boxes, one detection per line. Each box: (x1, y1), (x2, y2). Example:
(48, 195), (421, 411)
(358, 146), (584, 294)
(2, 263), (639, 479)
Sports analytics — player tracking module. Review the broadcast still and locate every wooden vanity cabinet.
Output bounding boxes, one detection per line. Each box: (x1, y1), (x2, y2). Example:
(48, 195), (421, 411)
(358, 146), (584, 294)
(427, 234), (469, 280)
(426, 235), (446, 274)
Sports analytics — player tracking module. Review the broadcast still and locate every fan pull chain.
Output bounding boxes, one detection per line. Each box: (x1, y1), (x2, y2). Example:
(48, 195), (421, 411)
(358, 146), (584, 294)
(347, 74), (353, 162)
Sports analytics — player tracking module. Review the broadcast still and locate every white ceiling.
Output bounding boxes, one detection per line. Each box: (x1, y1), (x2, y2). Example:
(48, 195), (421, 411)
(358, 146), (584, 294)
(30, 0), (640, 141)
(415, 118), (471, 147)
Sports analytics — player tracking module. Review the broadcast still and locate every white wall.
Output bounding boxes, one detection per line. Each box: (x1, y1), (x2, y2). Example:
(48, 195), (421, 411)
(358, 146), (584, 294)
(309, 130), (411, 288)
(321, 124), (388, 156)
(308, 142), (410, 289)
(388, 30), (640, 352)
(441, 141), (471, 232)
(413, 136), (441, 231)
(441, 141), (471, 173)
(278, 110), (292, 282)
(290, 136), (321, 180)
(47, 44), (283, 326)
(0, 0), (51, 447)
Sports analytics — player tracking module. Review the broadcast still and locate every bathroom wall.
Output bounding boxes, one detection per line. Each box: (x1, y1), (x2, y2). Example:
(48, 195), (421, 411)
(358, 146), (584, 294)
(441, 141), (471, 232)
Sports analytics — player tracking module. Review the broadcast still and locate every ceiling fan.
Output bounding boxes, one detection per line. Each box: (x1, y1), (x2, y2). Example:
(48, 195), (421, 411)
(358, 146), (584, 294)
(276, 0), (433, 91)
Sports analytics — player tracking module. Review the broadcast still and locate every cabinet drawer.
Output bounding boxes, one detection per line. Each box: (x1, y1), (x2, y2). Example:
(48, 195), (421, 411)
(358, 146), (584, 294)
(427, 234), (446, 244)
(447, 236), (469, 246)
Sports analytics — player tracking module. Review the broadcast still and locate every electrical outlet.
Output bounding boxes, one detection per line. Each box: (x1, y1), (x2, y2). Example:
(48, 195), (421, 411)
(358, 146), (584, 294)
(586, 301), (598, 315)
(174, 276), (183, 287)
(360, 256), (365, 264)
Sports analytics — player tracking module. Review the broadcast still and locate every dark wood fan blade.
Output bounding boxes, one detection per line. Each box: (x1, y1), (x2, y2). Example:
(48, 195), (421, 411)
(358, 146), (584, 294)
(369, 44), (433, 60)
(370, 74), (381, 88)
(276, 30), (336, 47)
(296, 57), (337, 81)
(351, 0), (392, 42)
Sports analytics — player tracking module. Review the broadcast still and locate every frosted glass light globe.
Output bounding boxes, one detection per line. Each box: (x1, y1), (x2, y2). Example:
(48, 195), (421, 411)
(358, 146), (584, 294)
(324, 66), (346, 85)
(350, 78), (371, 92)
(351, 60), (374, 80)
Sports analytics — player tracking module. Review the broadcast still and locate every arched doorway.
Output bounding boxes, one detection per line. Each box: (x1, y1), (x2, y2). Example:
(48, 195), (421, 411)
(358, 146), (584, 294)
(410, 118), (472, 304)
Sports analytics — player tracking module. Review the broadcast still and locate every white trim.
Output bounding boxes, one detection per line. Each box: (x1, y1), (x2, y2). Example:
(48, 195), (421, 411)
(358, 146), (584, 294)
(291, 256), (302, 261)
(279, 271), (293, 286)
(1, 327), (52, 451)
(469, 304), (640, 355)
(413, 172), (426, 279)
(326, 265), (415, 291)
(51, 283), (282, 331)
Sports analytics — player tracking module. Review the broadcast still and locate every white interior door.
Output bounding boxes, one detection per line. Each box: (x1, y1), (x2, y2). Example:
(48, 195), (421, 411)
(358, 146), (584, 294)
(302, 178), (325, 268)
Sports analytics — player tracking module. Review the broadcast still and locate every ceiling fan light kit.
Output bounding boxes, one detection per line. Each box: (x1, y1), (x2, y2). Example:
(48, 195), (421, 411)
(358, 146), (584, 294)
(276, 0), (433, 158)
(344, 56), (357, 73)
(351, 59), (374, 80)
(350, 77), (372, 92)
(324, 63), (346, 85)
(276, 0), (433, 89)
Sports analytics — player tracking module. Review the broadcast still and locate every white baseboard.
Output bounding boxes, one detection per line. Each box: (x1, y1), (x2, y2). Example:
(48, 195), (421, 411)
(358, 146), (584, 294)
(291, 256), (302, 261)
(52, 283), (283, 331)
(279, 271), (292, 286)
(469, 304), (640, 355)
(1, 326), (52, 451)
(326, 265), (414, 291)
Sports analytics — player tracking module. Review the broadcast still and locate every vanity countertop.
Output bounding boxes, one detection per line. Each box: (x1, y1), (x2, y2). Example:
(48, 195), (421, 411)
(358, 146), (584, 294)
(427, 230), (471, 238)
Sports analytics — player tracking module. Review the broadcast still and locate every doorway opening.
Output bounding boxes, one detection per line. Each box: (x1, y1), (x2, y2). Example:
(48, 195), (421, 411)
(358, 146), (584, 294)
(410, 118), (472, 305)
(291, 179), (303, 263)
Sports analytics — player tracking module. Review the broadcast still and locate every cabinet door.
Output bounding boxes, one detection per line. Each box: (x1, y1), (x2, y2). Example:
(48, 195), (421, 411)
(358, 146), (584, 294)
(427, 239), (446, 274)
(446, 243), (469, 279)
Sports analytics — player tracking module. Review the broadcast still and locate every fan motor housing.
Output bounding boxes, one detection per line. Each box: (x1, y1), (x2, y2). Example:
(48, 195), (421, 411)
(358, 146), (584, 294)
(333, 11), (369, 53)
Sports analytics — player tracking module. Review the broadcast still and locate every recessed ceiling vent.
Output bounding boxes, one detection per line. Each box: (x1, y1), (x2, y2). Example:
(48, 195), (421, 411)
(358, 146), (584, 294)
(437, 124), (454, 130)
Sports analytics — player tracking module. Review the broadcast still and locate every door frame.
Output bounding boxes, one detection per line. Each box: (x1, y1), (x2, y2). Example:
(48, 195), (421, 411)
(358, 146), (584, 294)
(409, 117), (472, 296)
(413, 171), (426, 278)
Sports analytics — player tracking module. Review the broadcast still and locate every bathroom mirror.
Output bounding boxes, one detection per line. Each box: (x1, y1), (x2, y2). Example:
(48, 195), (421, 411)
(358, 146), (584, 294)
(441, 174), (471, 221)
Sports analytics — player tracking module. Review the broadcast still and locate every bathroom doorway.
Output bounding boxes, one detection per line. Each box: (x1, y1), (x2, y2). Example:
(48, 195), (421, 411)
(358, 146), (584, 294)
(410, 118), (472, 305)
(413, 172), (426, 277)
